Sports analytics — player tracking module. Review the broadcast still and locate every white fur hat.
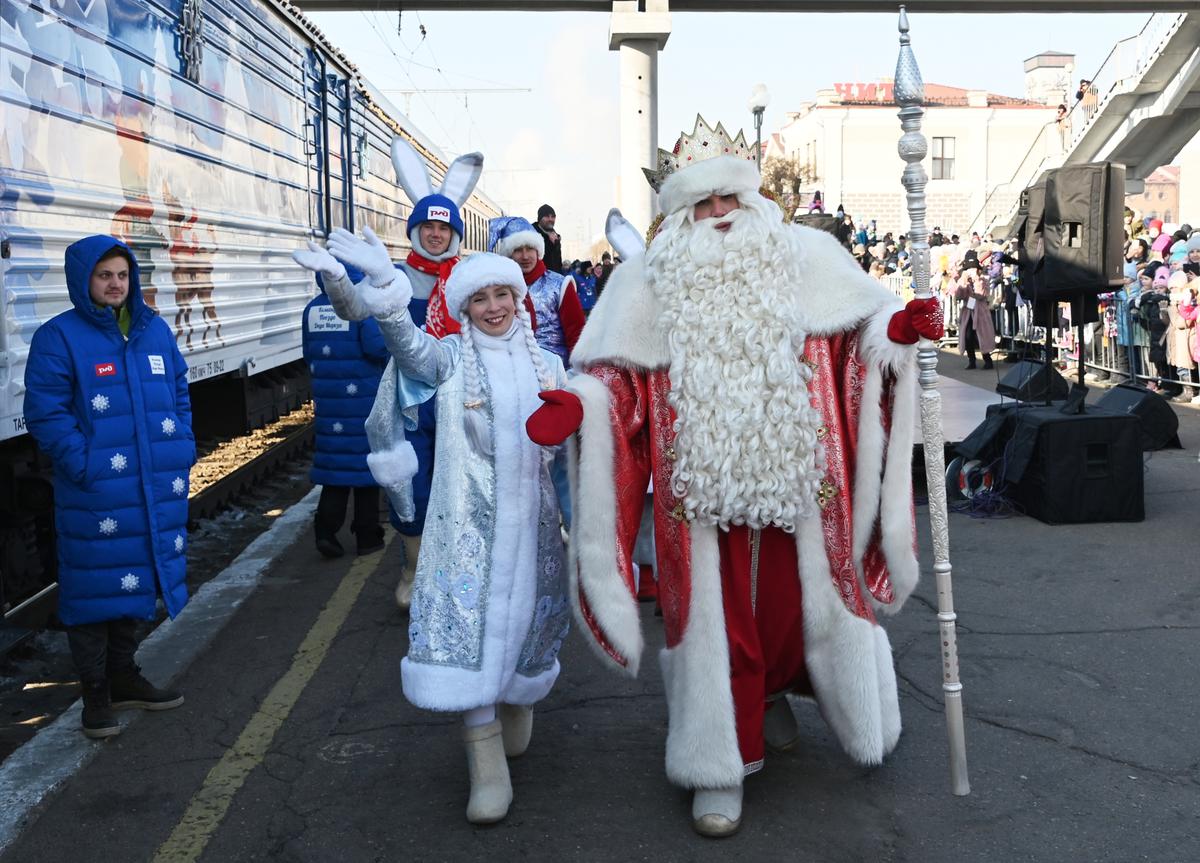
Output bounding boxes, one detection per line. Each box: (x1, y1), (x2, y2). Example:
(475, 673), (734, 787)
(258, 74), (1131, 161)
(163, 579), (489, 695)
(658, 155), (762, 217)
(444, 253), (528, 323)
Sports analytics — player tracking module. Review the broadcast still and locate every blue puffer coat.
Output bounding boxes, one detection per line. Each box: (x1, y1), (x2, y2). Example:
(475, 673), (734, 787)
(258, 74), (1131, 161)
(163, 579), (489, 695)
(303, 270), (388, 487)
(24, 236), (194, 626)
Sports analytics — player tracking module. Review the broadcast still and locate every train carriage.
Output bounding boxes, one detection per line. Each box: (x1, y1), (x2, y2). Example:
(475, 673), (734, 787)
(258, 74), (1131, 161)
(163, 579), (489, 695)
(0, 0), (501, 626)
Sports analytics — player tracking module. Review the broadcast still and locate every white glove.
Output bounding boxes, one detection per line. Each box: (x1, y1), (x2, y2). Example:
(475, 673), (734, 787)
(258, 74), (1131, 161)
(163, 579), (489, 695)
(327, 226), (395, 287)
(291, 241), (346, 282)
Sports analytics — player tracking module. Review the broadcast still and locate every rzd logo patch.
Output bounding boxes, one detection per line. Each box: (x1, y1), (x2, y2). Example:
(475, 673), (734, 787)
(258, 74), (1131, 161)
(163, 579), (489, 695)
(95, 363), (117, 377)
(427, 206), (451, 222)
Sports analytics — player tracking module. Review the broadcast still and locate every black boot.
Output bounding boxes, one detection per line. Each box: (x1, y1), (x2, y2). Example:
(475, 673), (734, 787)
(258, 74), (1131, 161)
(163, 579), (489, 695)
(983, 355), (994, 370)
(353, 524), (385, 556)
(81, 681), (121, 739)
(965, 358), (977, 370)
(315, 533), (344, 559)
(110, 667), (184, 711)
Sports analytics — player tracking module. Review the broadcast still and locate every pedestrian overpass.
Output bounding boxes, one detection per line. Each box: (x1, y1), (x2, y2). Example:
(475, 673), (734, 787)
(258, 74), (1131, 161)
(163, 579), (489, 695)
(968, 11), (1200, 236)
(293, 1), (1197, 232)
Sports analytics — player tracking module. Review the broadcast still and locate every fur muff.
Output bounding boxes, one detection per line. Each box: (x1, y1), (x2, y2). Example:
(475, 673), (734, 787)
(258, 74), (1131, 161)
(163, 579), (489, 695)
(366, 443), (419, 489)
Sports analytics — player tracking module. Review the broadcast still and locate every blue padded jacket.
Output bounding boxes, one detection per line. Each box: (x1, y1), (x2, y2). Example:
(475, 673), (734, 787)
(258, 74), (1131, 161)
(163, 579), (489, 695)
(302, 269), (388, 487)
(24, 236), (194, 626)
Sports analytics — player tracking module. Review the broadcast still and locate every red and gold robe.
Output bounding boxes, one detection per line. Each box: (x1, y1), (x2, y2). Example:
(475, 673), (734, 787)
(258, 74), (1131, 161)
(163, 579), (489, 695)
(565, 228), (920, 790)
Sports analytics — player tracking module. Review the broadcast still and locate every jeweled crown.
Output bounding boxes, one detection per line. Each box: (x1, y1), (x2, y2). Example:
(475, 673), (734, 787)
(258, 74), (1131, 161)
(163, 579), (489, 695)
(643, 115), (758, 192)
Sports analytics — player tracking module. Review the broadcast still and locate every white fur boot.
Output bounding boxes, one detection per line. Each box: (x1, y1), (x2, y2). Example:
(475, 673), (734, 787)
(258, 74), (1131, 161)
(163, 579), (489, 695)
(395, 534), (421, 610)
(763, 696), (800, 752)
(463, 719), (512, 824)
(497, 703), (533, 758)
(692, 784), (743, 837)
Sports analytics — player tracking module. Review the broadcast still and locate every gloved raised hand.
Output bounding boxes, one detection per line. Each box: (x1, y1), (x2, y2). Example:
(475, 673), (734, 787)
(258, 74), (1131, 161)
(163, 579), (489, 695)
(292, 241), (346, 282)
(525, 389), (584, 446)
(887, 296), (944, 344)
(327, 226), (396, 288)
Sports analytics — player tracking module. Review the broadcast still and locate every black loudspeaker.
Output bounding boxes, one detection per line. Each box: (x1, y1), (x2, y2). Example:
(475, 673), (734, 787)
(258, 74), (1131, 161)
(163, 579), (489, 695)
(1005, 408), (1144, 524)
(1042, 162), (1126, 296)
(1095, 383), (1182, 450)
(793, 214), (840, 237)
(996, 360), (1070, 402)
(1017, 162), (1124, 327)
(1016, 176), (1047, 297)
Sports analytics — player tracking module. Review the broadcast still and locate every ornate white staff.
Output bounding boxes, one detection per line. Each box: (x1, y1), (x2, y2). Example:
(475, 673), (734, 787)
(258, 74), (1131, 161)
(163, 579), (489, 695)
(894, 5), (970, 796)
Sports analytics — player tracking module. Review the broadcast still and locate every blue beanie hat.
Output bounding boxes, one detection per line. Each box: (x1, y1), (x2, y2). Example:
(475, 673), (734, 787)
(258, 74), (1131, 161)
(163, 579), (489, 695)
(408, 193), (463, 240)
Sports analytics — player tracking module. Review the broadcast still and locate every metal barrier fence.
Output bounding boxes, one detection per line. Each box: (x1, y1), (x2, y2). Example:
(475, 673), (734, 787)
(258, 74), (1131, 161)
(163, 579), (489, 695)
(880, 273), (1197, 396)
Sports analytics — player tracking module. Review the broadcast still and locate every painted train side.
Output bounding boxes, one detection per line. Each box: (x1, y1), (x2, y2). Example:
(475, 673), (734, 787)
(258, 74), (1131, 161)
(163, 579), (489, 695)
(0, 0), (501, 622)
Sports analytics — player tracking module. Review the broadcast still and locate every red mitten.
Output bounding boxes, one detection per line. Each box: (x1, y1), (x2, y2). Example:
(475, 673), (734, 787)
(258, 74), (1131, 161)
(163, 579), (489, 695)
(525, 389), (583, 446)
(887, 297), (944, 344)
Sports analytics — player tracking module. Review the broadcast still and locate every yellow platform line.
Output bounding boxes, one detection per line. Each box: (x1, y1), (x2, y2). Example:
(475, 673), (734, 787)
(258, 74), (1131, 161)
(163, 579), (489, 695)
(152, 535), (395, 863)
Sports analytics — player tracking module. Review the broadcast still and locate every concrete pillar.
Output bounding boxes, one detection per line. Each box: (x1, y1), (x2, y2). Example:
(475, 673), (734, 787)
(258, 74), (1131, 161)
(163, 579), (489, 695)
(610, 1), (670, 235)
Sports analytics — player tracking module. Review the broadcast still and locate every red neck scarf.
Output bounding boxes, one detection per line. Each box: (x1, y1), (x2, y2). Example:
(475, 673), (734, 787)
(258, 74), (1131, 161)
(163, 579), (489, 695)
(408, 250), (461, 337)
(523, 259), (546, 286)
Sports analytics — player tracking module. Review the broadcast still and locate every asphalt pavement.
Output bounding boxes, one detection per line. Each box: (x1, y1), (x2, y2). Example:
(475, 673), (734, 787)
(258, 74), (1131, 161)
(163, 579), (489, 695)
(1, 363), (1197, 863)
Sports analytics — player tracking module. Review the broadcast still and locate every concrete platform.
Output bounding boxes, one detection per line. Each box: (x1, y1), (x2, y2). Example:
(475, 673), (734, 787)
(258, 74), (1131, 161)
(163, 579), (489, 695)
(1, 358), (1198, 862)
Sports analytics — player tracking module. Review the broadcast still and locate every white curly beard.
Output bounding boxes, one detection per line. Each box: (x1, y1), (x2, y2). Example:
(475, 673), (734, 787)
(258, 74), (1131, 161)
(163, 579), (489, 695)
(647, 195), (826, 531)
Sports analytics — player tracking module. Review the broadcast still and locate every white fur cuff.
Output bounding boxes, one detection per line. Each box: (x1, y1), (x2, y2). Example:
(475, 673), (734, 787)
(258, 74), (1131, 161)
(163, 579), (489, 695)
(367, 443), (419, 490)
(358, 271), (414, 319)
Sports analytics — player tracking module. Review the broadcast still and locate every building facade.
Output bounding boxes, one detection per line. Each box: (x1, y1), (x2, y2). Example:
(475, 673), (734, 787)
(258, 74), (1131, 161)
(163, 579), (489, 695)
(764, 78), (1058, 237)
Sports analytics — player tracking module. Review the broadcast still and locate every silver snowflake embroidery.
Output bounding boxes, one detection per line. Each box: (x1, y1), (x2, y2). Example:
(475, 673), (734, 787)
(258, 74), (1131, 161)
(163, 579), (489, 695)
(321, 345), (331, 357)
(161, 417), (176, 435)
(110, 453), (127, 471)
(91, 394), (110, 413)
(174, 534), (185, 553)
(120, 573), (139, 592)
(332, 422), (344, 434)
(99, 517), (118, 536)
(310, 363), (316, 374)
(346, 383), (358, 395)
(172, 476), (186, 495)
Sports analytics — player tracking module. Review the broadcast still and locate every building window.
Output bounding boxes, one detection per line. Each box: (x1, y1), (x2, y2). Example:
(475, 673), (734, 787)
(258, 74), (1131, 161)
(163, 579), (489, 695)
(932, 137), (955, 180)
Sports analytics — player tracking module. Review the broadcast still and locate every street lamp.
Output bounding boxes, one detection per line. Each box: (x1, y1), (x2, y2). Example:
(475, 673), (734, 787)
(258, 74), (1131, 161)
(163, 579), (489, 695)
(748, 83), (770, 174)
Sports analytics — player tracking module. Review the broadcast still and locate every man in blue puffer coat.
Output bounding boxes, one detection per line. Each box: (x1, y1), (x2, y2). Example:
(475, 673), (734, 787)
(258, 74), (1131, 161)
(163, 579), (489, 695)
(302, 266), (388, 558)
(25, 236), (195, 739)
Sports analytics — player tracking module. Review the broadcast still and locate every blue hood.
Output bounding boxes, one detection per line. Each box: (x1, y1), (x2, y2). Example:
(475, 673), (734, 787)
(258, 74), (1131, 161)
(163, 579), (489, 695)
(64, 235), (149, 329)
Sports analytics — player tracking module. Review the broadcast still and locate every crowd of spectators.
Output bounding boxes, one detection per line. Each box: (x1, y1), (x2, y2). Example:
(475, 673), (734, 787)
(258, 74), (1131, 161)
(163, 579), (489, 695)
(824, 204), (1199, 402)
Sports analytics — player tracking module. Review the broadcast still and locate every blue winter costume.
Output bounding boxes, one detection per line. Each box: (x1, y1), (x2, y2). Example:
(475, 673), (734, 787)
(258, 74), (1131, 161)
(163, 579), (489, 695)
(303, 265), (389, 550)
(391, 194), (467, 536)
(24, 236), (194, 659)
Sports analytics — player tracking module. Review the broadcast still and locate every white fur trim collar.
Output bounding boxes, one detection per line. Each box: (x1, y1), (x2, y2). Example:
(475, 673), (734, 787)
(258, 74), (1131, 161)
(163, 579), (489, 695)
(571, 254), (669, 371)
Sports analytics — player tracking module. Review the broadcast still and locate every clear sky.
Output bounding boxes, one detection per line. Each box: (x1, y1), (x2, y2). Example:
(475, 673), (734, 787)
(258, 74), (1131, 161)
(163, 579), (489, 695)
(307, 9), (1153, 255)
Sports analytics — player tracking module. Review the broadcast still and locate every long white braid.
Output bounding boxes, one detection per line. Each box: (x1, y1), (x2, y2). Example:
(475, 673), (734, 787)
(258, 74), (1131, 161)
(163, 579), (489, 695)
(516, 304), (555, 391)
(459, 322), (492, 457)
(460, 300), (554, 458)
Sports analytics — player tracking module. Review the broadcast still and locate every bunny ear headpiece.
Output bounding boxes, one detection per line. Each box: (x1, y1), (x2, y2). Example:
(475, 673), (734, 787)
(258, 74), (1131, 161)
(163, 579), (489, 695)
(390, 135), (483, 208)
(391, 135), (484, 244)
(605, 208), (645, 261)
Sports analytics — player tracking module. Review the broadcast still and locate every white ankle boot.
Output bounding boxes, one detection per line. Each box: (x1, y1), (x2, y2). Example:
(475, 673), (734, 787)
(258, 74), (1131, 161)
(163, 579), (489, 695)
(395, 535), (421, 610)
(497, 703), (533, 757)
(763, 696), (800, 752)
(462, 719), (512, 824)
(692, 784), (743, 837)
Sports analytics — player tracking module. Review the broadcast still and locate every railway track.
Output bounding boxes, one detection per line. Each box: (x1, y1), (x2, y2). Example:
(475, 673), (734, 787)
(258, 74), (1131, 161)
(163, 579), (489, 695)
(188, 404), (315, 521)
